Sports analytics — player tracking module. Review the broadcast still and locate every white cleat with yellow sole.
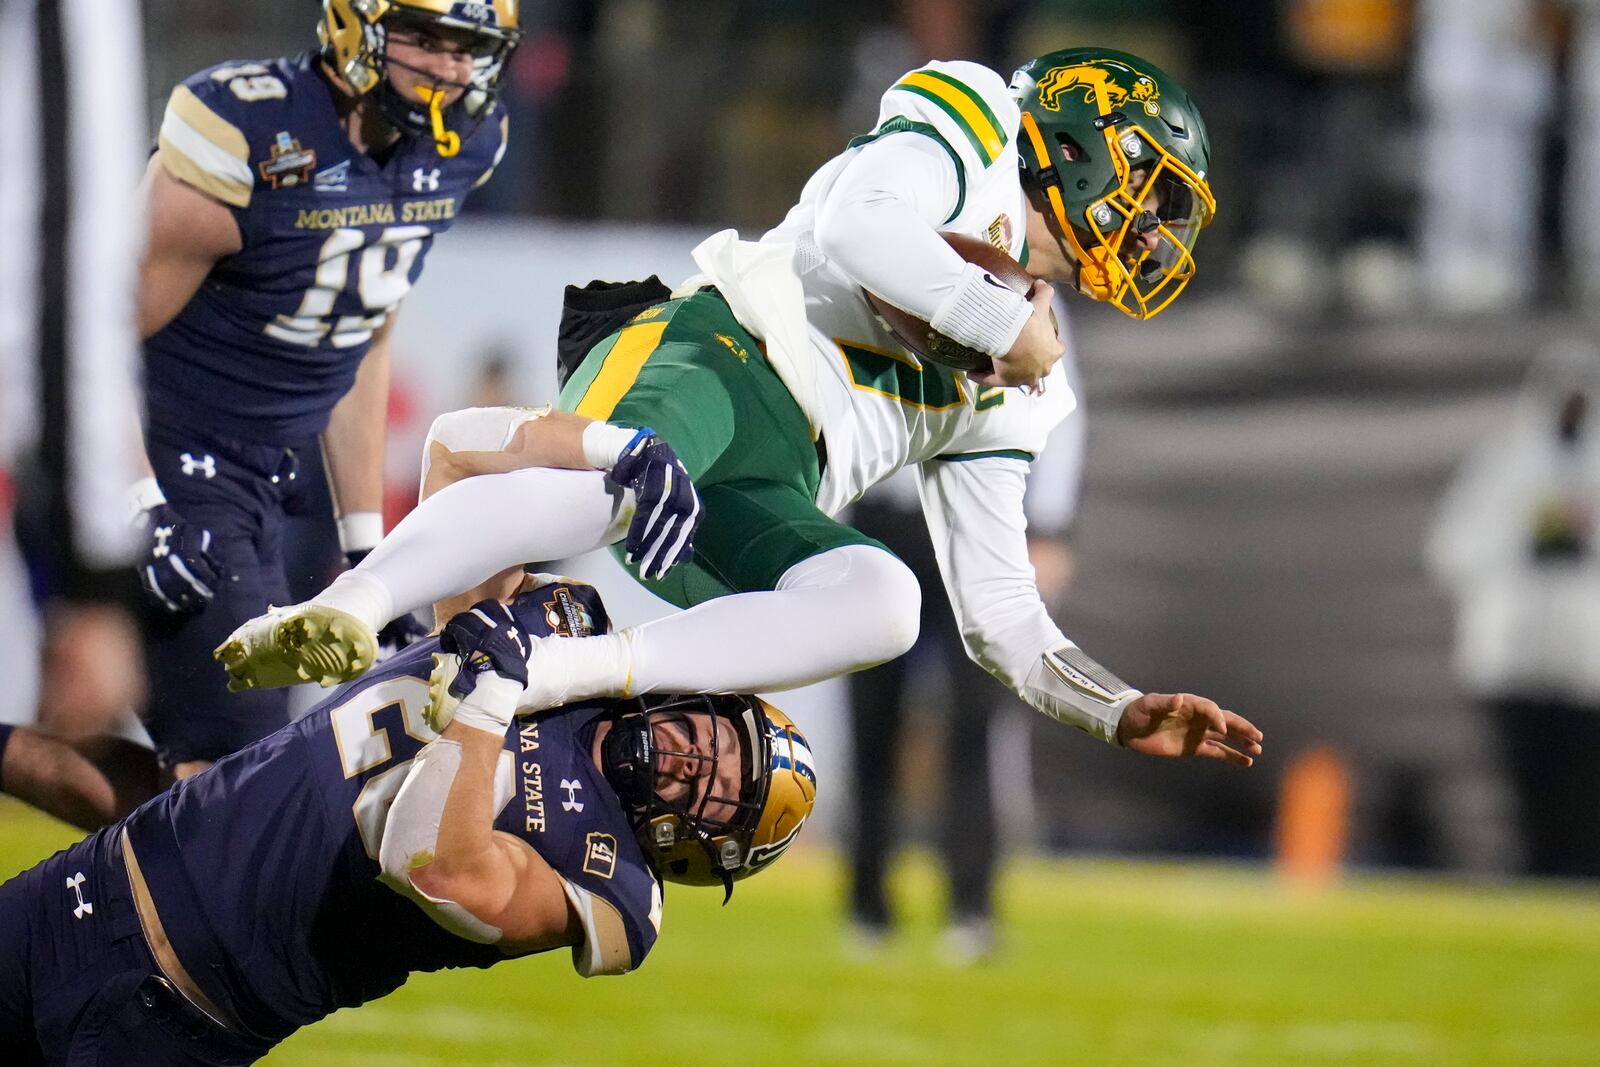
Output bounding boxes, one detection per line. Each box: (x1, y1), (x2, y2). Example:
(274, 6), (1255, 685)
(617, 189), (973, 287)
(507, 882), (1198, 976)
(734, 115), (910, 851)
(214, 604), (378, 691)
(424, 651), (465, 733)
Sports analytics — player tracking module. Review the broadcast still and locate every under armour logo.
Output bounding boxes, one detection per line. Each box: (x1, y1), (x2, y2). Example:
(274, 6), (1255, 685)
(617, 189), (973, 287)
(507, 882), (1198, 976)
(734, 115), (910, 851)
(504, 626), (525, 656)
(412, 167), (441, 193)
(66, 873), (92, 919)
(179, 452), (216, 479)
(153, 526), (174, 558)
(560, 779), (585, 812)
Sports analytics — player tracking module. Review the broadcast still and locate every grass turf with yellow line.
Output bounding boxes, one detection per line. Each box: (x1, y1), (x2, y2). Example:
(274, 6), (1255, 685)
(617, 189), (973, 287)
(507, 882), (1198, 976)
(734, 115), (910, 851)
(3, 796), (1597, 1066)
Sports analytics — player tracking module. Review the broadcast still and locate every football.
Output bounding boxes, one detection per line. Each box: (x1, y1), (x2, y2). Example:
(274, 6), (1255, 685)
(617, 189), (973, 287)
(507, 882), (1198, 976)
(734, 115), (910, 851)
(864, 232), (1036, 373)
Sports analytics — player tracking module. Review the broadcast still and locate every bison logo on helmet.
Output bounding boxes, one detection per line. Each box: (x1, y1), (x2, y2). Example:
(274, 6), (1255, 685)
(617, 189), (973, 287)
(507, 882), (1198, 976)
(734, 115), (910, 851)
(1036, 61), (1162, 118)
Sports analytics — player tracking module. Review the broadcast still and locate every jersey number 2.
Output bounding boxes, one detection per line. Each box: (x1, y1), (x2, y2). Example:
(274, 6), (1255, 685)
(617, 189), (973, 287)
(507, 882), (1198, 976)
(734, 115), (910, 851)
(329, 678), (435, 859)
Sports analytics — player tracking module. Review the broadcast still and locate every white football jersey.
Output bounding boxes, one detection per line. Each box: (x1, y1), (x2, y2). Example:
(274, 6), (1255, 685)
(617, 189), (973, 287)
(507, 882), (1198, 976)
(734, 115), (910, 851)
(757, 59), (1075, 514)
(681, 60), (1089, 720)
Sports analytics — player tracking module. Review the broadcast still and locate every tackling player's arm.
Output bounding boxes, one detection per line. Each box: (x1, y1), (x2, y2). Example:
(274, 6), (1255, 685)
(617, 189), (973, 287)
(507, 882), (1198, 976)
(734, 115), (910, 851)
(420, 408), (703, 580)
(421, 409), (597, 499)
(323, 313), (397, 561)
(380, 603), (580, 952)
(393, 719), (581, 953)
(915, 455), (1262, 762)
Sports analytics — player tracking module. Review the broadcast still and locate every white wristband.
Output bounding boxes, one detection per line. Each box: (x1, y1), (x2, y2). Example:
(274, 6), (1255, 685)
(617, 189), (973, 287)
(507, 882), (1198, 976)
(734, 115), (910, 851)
(126, 477), (166, 524)
(929, 260), (1035, 358)
(581, 421), (644, 472)
(450, 673), (524, 737)
(337, 511), (385, 555)
(1019, 644), (1140, 745)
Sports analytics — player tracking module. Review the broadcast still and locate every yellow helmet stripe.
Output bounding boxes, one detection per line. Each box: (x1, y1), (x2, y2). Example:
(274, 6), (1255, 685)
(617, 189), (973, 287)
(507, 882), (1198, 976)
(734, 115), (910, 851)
(572, 320), (670, 420)
(893, 71), (1005, 166)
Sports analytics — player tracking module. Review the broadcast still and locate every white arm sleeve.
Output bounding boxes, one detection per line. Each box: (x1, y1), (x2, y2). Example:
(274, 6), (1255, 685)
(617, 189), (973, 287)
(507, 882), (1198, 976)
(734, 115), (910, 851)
(1023, 302), (1087, 535)
(917, 455), (1135, 742)
(915, 455), (1064, 689)
(812, 134), (1032, 355)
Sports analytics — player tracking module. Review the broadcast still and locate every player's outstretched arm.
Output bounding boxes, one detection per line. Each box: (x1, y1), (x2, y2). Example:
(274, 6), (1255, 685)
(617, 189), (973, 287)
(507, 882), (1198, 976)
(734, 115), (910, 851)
(1115, 692), (1263, 765)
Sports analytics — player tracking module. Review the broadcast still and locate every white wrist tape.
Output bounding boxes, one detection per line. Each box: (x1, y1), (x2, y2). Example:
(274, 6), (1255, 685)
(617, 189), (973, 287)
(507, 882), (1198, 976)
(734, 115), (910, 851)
(126, 477), (166, 523)
(581, 422), (644, 472)
(450, 673), (524, 737)
(337, 511), (385, 554)
(516, 631), (635, 714)
(1020, 644), (1140, 744)
(377, 739), (503, 944)
(929, 260), (1035, 358)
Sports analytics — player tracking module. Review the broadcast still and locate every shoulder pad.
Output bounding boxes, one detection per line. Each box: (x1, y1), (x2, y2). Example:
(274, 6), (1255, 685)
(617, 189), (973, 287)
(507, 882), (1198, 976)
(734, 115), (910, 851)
(877, 60), (1018, 177)
(157, 60), (295, 208)
(515, 574), (614, 638)
(559, 869), (661, 977)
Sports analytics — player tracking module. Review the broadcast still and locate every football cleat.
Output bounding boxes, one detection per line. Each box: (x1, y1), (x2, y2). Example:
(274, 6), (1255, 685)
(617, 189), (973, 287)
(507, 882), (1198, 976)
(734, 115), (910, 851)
(424, 651), (463, 733)
(214, 604), (378, 691)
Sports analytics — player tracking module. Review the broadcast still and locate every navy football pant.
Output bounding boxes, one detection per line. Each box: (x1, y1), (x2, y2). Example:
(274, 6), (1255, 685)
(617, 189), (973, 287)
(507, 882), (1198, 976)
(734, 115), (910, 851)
(0, 829), (271, 1064)
(141, 427), (326, 766)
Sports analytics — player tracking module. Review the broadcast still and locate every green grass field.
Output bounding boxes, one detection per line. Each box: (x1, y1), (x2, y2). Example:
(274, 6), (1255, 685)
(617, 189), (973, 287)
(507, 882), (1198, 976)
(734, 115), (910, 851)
(4, 798), (1597, 1066)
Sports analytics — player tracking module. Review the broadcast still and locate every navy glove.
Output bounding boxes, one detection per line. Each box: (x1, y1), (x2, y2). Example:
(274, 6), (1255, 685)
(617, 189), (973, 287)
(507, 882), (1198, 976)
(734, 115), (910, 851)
(136, 503), (222, 615)
(439, 600), (530, 701)
(607, 428), (703, 581)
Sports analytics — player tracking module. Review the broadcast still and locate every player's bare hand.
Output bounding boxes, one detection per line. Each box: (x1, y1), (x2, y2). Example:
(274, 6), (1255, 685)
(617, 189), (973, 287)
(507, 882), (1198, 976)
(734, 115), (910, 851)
(1116, 692), (1263, 766)
(973, 279), (1063, 389)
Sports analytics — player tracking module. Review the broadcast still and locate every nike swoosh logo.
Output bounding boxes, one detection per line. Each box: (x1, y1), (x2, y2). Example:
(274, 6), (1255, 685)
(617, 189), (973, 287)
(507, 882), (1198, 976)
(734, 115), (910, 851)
(980, 272), (1010, 291)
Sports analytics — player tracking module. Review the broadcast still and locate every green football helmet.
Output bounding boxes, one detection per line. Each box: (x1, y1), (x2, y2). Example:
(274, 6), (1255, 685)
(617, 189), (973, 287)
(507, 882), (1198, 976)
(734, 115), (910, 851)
(1011, 48), (1216, 319)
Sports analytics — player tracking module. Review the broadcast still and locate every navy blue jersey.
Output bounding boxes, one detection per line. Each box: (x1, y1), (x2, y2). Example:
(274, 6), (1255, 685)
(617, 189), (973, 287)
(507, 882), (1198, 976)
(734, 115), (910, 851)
(120, 580), (659, 1042)
(145, 53), (508, 443)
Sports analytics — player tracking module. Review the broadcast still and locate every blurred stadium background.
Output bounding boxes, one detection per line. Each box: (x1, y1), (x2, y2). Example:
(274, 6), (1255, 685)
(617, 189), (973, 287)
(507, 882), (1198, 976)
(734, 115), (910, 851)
(11, 0), (1600, 1062)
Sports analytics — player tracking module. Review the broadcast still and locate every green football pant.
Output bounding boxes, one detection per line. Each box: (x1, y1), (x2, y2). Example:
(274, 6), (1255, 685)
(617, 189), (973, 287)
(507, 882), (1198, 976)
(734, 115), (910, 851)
(557, 291), (885, 608)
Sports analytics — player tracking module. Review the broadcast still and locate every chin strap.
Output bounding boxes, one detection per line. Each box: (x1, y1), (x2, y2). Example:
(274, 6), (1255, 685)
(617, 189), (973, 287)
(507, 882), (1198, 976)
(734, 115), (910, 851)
(416, 85), (462, 157)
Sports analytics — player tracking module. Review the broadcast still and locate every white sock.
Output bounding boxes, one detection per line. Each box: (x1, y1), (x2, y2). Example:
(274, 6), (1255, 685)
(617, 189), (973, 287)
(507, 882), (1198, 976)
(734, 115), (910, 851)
(620, 544), (921, 696)
(315, 467), (628, 630)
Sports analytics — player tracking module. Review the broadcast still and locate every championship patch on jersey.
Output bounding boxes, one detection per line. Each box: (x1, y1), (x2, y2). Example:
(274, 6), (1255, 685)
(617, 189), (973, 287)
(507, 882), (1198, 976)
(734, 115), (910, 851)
(583, 833), (618, 879)
(258, 131), (317, 189)
(544, 586), (597, 638)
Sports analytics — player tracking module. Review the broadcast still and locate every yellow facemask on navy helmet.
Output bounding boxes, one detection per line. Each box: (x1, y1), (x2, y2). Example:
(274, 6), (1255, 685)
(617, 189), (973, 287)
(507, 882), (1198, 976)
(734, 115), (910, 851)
(1012, 48), (1216, 319)
(599, 694), (817, 901)
(318, 0), (521, 156)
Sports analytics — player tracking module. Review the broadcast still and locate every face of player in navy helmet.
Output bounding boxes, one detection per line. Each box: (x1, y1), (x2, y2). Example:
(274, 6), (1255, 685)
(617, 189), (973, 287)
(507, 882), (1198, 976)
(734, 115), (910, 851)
(597, 694), (817, 900)
(318, 0), (522, 156)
